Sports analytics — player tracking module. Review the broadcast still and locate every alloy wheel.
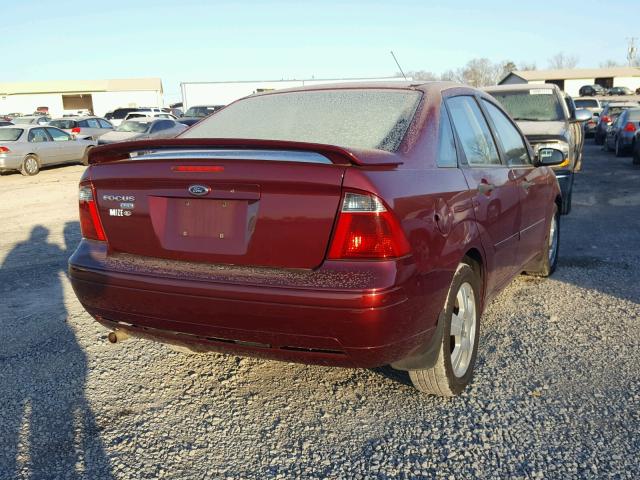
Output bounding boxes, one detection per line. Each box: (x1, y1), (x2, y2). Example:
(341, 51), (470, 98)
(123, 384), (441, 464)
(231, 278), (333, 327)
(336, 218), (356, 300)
(450, 282), (477, 378)
(24, 157), (38, 175)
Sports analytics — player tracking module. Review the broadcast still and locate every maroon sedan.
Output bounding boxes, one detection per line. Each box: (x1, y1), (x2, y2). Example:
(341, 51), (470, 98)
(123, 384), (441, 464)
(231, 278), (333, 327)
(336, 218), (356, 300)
(69, 82), (564, 396)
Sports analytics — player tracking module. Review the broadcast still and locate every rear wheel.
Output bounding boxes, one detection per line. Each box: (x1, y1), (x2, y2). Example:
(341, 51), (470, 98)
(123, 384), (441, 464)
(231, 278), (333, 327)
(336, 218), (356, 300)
(633, 142), (640, 165)
(526, 205), (559, 277)
(594, 133), (604, 145)
(81, 146), (93, 166)
(20, 154), (40, 176)
(409, 262), (481, 396)
(615, 138), (625, 157)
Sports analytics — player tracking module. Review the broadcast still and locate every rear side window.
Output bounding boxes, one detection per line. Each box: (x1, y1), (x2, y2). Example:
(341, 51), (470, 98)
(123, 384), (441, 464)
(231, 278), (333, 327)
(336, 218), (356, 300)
(447, 96), (501, 166)
(182, 89), (422, 152)
(28, 128), (50, 143)
(482, 100), (530, 166)
(98, 119), (112, 128)
(437, 105), (458, 167)
(0, 128), (23, 141)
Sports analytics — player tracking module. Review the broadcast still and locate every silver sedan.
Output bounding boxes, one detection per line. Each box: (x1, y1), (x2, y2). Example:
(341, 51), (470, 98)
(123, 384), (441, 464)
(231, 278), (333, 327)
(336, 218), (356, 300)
(0, 125), (97, 176)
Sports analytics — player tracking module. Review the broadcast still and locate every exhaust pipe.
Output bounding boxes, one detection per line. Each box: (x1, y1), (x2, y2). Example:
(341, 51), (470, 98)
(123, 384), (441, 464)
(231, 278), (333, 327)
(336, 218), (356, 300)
(108, 330), (130, 344)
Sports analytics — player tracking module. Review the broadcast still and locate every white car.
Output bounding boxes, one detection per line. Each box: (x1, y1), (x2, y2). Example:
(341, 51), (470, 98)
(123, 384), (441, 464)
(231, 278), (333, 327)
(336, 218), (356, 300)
(97, 118), (187, 144)
(123, 111), (177, 121)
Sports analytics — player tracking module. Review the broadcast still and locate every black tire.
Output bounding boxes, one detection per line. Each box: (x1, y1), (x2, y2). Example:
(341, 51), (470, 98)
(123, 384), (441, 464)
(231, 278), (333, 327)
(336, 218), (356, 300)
(81, 146), (93, 166)
(409, 262), (481, 396)
(594, 133), (604, 145)
(633, 143), (640, 165)
(526, 205), (559, 277)
(615, 138), (624, 157)
(20, 154), (40, 176)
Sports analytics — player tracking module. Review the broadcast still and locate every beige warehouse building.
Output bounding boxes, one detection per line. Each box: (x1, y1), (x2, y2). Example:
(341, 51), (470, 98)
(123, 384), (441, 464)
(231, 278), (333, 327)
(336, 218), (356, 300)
(0, 78), (163, 118)
(499, 67), (640, 97)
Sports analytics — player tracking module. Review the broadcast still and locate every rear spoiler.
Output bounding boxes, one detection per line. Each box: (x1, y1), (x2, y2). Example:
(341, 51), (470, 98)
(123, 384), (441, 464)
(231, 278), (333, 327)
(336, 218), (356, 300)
(88, 138), (403, 167)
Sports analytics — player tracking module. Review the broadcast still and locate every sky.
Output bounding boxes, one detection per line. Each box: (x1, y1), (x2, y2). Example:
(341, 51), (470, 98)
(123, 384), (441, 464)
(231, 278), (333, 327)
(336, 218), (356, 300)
(3, 0), (638, 103)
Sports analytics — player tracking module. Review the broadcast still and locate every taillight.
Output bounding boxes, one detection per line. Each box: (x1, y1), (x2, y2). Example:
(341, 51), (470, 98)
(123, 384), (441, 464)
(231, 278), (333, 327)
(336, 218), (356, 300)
(601, 115), (611, 124)
(623, 122), (637, 132)
(328, 192), (410, 260)
(0, 146), (10, 153)
(71, 127), (81, 134)
(79, 184), (106, 241)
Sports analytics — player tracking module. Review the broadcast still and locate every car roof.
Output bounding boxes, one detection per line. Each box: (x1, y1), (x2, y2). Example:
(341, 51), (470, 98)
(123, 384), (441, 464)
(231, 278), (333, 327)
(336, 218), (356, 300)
(606, 102), (639, 107)
(51, 116), (103, 121)
(484, 83), (560, 93)
(0, 124), (51, 130)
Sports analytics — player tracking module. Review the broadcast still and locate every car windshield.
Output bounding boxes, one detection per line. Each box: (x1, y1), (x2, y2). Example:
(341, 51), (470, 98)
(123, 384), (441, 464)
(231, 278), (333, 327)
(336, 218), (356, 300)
(489, 89), (564, 121)
(116, 121), (151, 133)
(607, 107), (631, 117)
(182, 90), (422, 152)
(11, 117), (35, 124)
(49, 120), (77, 129)
(574, 99), (598, 108)
(0, 128), (23, 141)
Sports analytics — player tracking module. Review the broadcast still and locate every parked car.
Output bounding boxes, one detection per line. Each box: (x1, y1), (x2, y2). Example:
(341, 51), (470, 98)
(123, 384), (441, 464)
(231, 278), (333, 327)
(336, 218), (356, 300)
(594, 102), (638, 145)
(182, 105), (224, 118)
(177, 117), (202, 127)
(123, 111), (177, 121)
(574, 98), (603, 137)
(69, 82), (565, 396)
(485, 84), (590, 214)
(607, 86), (633, 96)
(604, 108), (640, 156)
(104, 108), (164, 127)
(48, 116), (114, 140)
(579, 84), (606, 96)
(11, 115), (51, 126)
(97, 118), (187, 144)
(0, 125), (96, 175)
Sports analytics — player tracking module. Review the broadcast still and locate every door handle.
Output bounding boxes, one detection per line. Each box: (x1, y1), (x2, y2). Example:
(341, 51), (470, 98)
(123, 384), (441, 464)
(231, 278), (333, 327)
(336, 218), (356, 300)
(477, 183), (496, 195)
(521, 180), (534, 190)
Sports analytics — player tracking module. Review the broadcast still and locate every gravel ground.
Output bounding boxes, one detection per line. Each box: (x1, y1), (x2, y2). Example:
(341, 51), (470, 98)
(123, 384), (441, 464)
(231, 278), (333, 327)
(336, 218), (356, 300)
(0, 144), (639, 479)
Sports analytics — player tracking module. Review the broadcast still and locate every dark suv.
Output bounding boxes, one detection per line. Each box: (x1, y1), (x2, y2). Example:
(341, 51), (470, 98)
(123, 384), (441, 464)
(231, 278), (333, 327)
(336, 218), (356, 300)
(485, 84), (591, 214)
(579, 85), (606, 96)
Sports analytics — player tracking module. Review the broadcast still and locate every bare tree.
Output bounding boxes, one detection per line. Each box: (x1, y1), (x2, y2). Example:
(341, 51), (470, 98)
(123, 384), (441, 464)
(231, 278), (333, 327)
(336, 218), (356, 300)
(547, 52), (579, 69)
(518, 62), (537, 71)
(600, 59), (622, 68)
(402, 70), (438, 81)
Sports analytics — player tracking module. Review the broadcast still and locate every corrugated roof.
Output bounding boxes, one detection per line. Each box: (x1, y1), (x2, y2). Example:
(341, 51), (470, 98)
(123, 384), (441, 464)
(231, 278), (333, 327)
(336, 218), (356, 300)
(503, 67), (640, 82)
(0, 78), (162, 95)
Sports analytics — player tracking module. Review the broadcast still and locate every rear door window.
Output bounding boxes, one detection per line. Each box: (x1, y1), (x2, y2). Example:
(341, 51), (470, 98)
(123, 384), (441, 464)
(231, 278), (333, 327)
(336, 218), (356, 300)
(446, 96), (501, 167)
(98, 119), (113, 128)
(28, 128), (51, 143)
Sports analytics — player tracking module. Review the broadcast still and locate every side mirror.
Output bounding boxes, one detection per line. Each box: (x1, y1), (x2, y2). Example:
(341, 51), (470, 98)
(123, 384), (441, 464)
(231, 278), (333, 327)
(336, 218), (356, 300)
(572, 109), (592, 123)
(535, 148), (565, 167)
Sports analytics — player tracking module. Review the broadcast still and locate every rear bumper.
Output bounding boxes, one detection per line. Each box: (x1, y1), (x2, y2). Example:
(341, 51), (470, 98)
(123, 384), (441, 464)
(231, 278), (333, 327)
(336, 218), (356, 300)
(0, 153), (22, 171)
(69, 240), (448, 368)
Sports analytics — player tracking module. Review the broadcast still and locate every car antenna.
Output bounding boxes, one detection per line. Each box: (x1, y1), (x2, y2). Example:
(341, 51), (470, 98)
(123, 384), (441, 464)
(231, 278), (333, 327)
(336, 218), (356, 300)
(390, 51), (407, 81)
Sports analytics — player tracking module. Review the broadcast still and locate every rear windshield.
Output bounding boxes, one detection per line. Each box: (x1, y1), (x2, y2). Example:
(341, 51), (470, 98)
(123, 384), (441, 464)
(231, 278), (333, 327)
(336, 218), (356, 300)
(627, 109), (640, 121)
(11, 117), (35, 124)
(49, 119), (77, 129)
(0, 128), (23, 141)
(117, 121), (150, 133)
(181, 89), (422, 152)
(489, 89), (564, 121)
(574, 99), (598, 108)
(607, 106), (632, 116)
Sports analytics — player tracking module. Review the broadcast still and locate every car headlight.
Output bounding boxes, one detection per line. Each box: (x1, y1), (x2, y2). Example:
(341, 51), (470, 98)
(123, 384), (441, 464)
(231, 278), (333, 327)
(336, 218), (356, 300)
(532, 141), (570, 168)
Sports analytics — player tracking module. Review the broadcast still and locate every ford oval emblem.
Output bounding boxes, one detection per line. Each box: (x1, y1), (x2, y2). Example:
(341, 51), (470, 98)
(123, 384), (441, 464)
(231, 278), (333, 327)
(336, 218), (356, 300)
(188, 184), (210, 196)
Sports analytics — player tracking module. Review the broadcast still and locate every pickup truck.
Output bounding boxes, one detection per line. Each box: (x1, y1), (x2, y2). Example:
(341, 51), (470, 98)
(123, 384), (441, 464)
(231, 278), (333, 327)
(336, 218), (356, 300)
(485, 84), (591, 214)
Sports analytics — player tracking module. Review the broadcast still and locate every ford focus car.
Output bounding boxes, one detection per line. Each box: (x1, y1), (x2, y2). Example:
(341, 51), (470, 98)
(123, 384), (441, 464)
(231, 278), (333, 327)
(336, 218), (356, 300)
(69, 82), (563, 396)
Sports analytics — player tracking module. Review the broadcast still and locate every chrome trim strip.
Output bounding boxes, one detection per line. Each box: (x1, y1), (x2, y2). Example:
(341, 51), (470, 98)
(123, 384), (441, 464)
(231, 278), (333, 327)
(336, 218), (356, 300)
(130, 149), (333, 164)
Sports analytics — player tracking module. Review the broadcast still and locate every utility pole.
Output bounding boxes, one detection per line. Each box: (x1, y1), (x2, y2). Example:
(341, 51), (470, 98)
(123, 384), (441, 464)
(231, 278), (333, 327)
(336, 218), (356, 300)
(627, 37), (638, 67)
